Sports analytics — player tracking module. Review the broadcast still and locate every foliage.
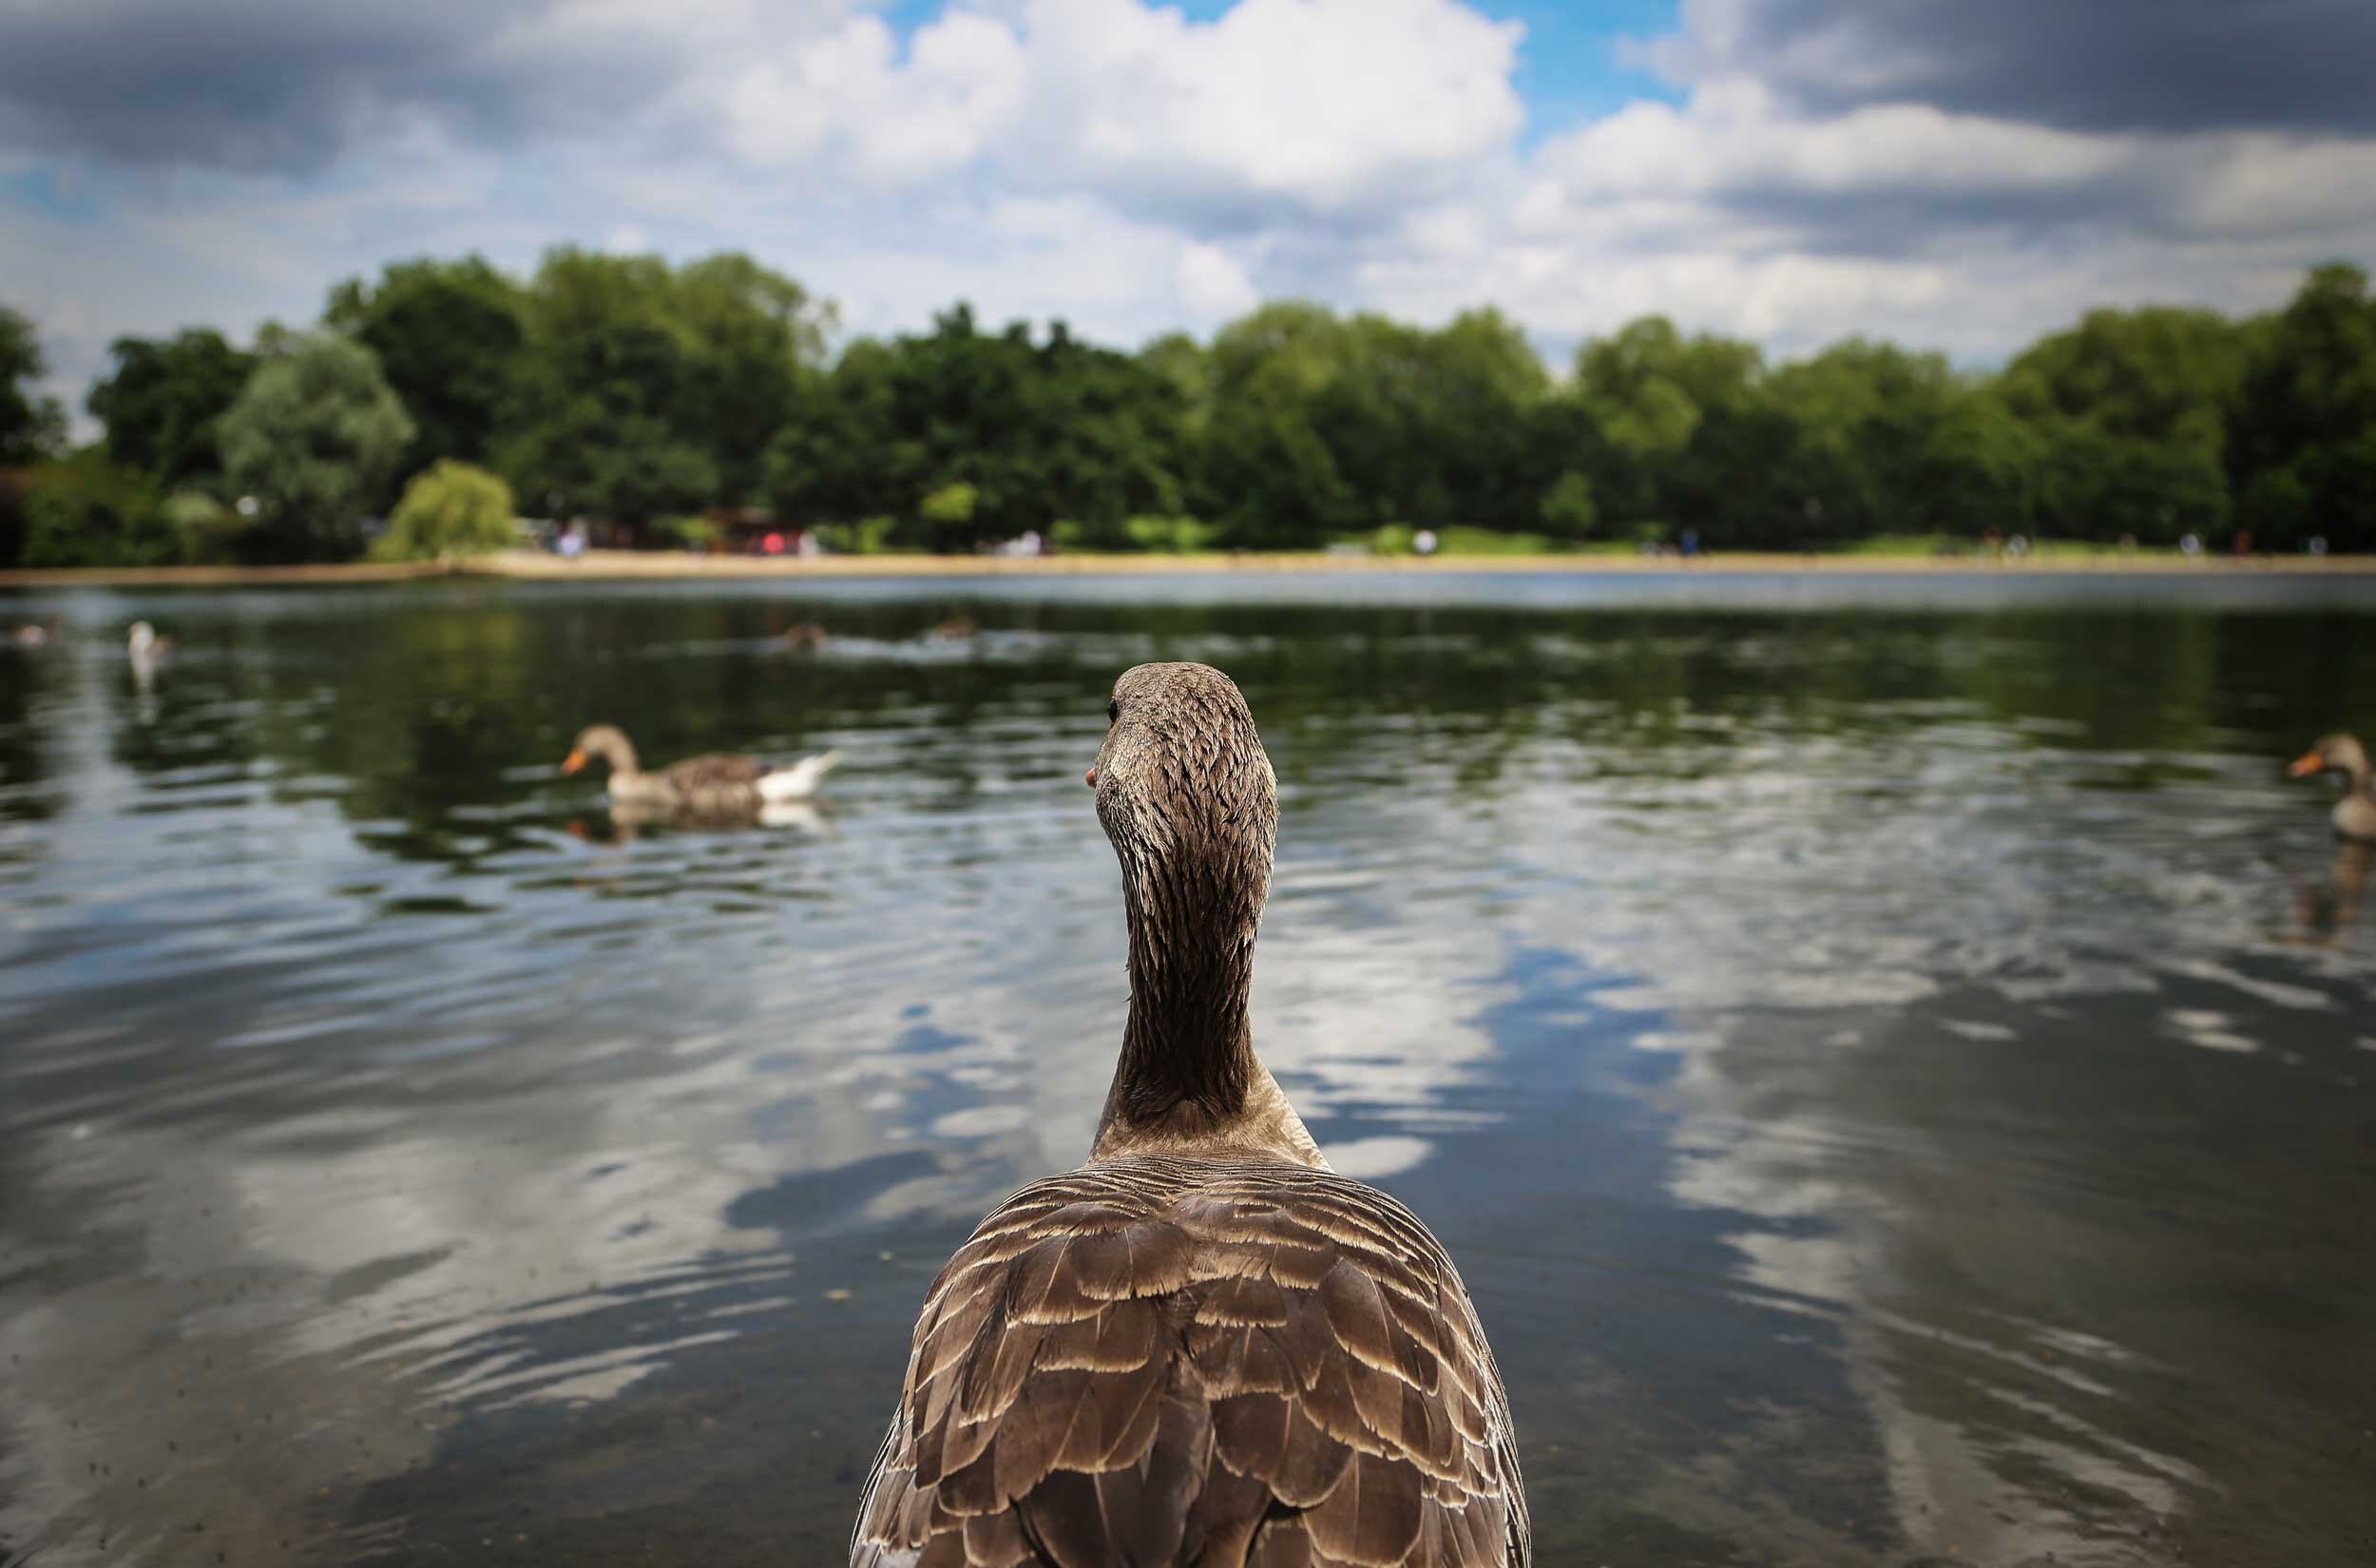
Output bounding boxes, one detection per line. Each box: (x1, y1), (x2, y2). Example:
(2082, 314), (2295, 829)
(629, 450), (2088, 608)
(86, 329), (257, 491)
(1, 305), (67, 467)
(2229, 263), (2376, 549)
(768, 307), (1184, 546)
(495, 248), (831, 523)
(218, 333), (415, 560)
(373, 460), (518, 561)
(1538, 469), (1598, 538)
(328, 258), (527, 488)
(813, 515), (902, 555)
(17, 255), (2376, 566)
(18, 451), (185, 566)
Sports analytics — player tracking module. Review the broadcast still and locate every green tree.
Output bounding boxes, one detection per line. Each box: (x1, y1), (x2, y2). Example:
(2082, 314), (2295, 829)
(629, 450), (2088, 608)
(19, 451), (182, 566)
(670, 252), (834, 502)
(492, 248), (826, 526)
(218, 333), (415, 560)
(1, 305), (67, 467)
(769, 306), (1184, 547)
(1763, 339), (1956, 536)
(1538, 469), (1598, 539)
(1917, 390), (2044, 535)
(495, 250), (715, 524)
(1572, 316), (1762, 526)
(327, 257), (527, 485)
(1199, 303), (1361, 545)
(373, 460), (517, 560)
(2000, 304), (2247, 540)
(86, 329), (256, 490)
(2230, 263), (2376, 550)
(918, 479), (979, 550)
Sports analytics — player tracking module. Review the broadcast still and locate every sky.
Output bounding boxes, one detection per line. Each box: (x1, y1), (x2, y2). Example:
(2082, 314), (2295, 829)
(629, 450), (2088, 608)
(6, 0), (2376, 418)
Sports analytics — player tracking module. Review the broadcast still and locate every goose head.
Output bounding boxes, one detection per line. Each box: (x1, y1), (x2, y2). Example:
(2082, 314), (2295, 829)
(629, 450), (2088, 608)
(1087, 662), (1278, 1121)
(562, 723), (639, 778)
(2290, 734), (2371, 792)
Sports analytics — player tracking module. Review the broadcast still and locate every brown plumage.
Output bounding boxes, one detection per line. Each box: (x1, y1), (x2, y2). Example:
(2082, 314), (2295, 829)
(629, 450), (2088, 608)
(853, 662), (1527, 1567)
(2290, 734), (2376, 843)
(560, 723), (838, 813)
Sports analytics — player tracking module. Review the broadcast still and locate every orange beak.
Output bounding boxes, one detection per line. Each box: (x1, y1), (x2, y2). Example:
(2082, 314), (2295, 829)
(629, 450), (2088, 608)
(2288, 751), (2325, 778)
(1084, 765), (1098, 788)
(562, 748), (587, 774)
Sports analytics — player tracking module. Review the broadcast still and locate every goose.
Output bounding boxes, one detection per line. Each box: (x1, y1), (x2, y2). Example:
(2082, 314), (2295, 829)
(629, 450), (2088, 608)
(785, 622), (830, 651)
(560, 724), (839, 813)
(2289, 734), (2376, 843)
(853, 662), (1526, 1567)
(126, 621), (171, 660)
(10, 613), (60, 648)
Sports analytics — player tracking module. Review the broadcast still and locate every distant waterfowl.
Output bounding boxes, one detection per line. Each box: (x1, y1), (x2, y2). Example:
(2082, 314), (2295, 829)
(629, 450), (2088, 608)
(853, 662), (1526, 1567)
(561, 724), (839, 813)
(929, 616), (976, 641)
(10, 613), (60, 648)
(2290, 734), (2376, 843)
(126, 621), (170, 692)
(785, 622), (830, 651)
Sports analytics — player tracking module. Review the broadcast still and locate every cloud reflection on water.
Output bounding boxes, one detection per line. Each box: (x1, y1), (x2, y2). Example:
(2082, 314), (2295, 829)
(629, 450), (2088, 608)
(0, 580), (2373, 1565)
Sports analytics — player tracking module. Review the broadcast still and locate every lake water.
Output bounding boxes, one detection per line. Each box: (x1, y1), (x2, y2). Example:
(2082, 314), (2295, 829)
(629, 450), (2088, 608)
(3, 572), (2374, 1568)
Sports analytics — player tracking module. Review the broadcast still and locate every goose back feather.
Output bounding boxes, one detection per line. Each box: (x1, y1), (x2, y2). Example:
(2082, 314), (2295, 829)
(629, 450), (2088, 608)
(853, 663), (1526, 1566)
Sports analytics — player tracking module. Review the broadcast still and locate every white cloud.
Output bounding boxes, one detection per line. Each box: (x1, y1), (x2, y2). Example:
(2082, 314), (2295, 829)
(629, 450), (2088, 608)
(1176, 239), (1258, 318)
(11, 0), (2376, 426)
(727, 10), (1028, 183)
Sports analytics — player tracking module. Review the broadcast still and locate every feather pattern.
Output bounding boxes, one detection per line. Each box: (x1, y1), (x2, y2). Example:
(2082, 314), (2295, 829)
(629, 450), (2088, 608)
(853, 1157), (1525, 1567)
(562, 723), (836, 813)
(853, 663), (1526, 1566)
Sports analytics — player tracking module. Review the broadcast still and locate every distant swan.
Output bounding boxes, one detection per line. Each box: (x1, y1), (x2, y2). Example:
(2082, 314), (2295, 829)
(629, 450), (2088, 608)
(2290, 734), (2376, 843)
(561, 723), (839, 813)
(852, 662), (1527, 1566)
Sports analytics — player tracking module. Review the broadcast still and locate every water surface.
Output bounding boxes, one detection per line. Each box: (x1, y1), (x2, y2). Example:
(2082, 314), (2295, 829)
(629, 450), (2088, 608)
(3, 574), (2373, 1567)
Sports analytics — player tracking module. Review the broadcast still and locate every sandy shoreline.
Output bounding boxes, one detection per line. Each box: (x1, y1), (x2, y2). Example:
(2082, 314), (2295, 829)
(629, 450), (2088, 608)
(4, 546), (2373, 589)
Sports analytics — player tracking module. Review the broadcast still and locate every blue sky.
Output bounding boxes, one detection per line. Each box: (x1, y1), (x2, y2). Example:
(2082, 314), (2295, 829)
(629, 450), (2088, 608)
(5, 0), (2372, 418)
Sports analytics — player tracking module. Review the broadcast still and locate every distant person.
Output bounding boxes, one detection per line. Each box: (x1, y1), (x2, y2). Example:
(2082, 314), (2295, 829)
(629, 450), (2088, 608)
(2117, 532), (2138, 552)
(2308, 535), (2329, 556)
(558, 523), (585, 561)
(2232, 528), (2254, 557)
(2179, 532), (2203, 557)
(1412, 527), (1439, 557)
(2006, 533), (2031, 559)
(1679, 526), (1700, 558)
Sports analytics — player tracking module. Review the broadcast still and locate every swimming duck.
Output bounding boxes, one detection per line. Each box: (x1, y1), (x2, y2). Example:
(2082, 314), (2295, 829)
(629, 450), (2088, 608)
(853, 662), (1526, 1567)
(2290, 734), (2376, 843)
(561, 724), (838, 813)
(785, 622), (830, 651)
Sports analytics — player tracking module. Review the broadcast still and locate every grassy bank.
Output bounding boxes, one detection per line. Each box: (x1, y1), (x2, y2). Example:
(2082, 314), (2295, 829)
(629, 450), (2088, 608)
(9, 546), (2374, 589)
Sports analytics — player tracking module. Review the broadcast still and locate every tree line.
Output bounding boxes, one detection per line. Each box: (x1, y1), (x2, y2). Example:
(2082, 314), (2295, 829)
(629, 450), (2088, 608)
(2, 249), (2372, 565)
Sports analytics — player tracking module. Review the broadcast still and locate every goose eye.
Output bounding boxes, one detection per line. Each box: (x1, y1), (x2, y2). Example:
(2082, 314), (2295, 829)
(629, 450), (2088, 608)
(1107, 699), (1119, 724)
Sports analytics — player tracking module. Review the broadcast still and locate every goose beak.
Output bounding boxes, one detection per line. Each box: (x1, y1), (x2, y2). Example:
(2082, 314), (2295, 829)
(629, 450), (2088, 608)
(1083, 765), (1098, 788)
(562, 749), (587, 775)
(2289, 751), (2325, 778)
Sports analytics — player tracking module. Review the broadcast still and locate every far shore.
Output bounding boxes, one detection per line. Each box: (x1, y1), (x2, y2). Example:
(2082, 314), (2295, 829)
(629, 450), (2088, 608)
(6, 546), (2376, 590)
